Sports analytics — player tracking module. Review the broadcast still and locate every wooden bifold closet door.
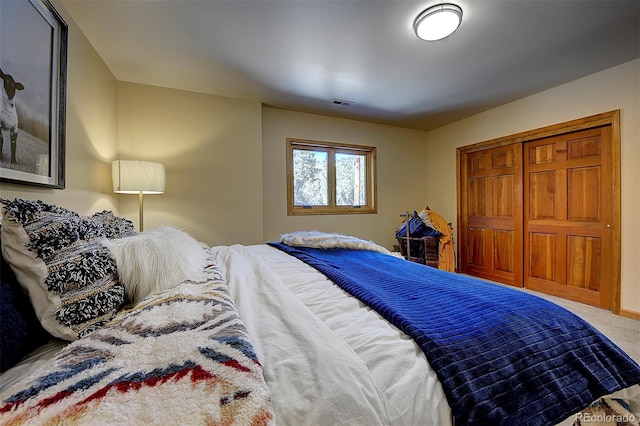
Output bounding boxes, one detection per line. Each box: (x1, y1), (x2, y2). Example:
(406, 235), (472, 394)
(524, 126), (613, 308)
(457, 111), (620, 311)
(458, 143), (523, 287)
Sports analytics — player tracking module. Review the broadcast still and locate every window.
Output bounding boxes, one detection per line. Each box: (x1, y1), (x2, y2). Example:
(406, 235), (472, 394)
(287, 138), (377, 215)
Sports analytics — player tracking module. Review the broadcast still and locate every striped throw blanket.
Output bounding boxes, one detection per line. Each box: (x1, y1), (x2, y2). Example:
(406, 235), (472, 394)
(270, 242), (640, 426)
(0, 258), (274, 425)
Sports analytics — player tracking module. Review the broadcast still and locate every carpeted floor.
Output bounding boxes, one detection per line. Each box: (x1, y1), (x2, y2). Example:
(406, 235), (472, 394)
(525, 289), (640, 363)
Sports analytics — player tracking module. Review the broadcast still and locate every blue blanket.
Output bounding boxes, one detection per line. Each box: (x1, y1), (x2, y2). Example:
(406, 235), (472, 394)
(269, 243), (640, 425)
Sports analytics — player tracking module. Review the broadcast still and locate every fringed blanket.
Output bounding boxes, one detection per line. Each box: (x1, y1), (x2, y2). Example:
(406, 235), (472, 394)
(0, 258), (274, 425)
(270, 242), (640, 426)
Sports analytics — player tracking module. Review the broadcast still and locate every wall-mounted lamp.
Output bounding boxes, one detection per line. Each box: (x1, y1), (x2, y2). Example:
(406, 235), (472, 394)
(112, 160), (166, 232)
(414, 3), (463, 41)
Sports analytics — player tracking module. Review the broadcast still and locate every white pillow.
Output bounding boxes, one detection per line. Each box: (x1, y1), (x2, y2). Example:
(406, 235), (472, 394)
(103, 226), (207, 305)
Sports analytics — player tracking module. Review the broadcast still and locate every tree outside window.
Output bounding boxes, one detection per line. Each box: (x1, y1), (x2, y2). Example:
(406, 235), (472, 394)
(287, 139), (377, 215)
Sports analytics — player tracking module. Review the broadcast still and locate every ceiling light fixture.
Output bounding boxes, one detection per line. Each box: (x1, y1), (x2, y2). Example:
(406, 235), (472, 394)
(414, 3), (463, 41)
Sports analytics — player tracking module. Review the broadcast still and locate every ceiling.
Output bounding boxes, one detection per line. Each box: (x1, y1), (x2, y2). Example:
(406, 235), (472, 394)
(61, 0), (640, 131)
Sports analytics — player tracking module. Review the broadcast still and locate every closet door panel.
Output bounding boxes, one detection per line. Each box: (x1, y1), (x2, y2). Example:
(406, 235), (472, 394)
(492, 175), (514, 217)
(524, 126), (612, 308)
(493, 230), (514, 273)
(567, 167), (600, 220)
(528, 232), (557, 281)
(528, 171), (558, 219)
(467, 227), (487, 268)
(468, 177), (487, 216)
(459, 144), (522, 286)
(566, 235), (601, 291)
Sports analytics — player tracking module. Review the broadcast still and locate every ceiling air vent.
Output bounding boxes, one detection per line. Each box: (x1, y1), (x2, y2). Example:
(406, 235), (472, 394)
(332, 99), (354, 106)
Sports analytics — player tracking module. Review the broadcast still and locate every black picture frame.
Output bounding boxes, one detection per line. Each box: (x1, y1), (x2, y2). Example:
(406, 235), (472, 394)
(0, 0), (67, 189)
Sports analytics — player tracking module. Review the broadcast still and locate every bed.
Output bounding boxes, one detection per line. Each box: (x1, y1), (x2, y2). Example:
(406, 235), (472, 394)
(1, 198), (639, 425)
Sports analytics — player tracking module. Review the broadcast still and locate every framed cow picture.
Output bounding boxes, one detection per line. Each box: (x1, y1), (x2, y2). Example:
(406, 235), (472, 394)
(0, 0), (67, 189)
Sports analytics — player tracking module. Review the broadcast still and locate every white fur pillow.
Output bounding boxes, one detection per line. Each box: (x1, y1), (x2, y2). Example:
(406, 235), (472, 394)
(280, 231), (391, 254)
(103, 226), (207, 305)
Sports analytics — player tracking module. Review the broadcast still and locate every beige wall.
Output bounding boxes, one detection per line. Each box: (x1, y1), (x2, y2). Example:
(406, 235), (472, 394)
(262, 107), (429, 249)
(116, 83), (263, 246)
(425, 59), (640, 313)
(0, 0), (119, 215)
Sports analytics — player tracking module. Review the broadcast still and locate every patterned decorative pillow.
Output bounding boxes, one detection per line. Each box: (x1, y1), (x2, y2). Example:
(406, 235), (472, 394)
(0, 198), (135, 341)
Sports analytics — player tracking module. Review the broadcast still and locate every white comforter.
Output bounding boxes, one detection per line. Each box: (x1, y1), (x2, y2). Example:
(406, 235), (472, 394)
(210, 244), (451, 426)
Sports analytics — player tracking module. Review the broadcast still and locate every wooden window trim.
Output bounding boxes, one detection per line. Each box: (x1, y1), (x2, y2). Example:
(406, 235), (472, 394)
(287, 138), (377, 215)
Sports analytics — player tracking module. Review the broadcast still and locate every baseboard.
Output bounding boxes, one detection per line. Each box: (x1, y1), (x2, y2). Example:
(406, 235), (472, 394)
(619, 308), (640, 321)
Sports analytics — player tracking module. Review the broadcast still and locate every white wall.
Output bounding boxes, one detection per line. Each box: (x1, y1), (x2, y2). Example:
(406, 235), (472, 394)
(262, 107), (430, 249)
(425, 59), (640, 314)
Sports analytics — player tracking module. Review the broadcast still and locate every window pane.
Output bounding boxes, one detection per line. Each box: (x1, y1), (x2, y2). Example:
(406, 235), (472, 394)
(336, 153), (367, 206)
(293, 149), (328, 206)
(287, 139), (376, 215)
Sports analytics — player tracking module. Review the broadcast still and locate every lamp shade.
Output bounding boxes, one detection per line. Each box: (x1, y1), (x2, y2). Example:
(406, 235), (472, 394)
(112, 160), (166, 194)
